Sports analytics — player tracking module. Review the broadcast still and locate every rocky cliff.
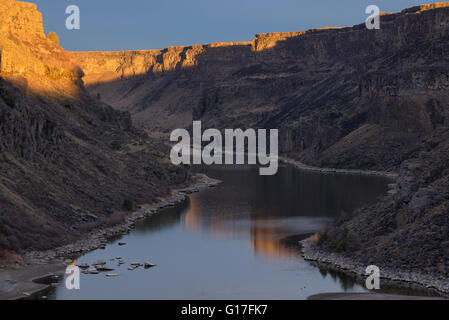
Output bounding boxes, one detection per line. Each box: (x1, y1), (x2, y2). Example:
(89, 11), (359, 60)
(2, 0), (449, 286)
(72, 2), (449, 284)
(72, 3), (449, 171)
(0, 0), (44, 37)
(0, 0), (187, 252)
(0, 0), (76, 78)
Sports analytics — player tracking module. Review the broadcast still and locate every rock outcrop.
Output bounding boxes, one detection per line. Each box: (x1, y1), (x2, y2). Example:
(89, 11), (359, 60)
(0, 0), (44, 38)
(0, 0), (77, 78)
(318, 127), (449, 281)
(0, 0), (188, 252)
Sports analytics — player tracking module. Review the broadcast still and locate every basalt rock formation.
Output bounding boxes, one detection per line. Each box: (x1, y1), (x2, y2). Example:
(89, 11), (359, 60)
(319, 127), (449, 281)
(74, 3), (449, 171)
(72, 3), (449, 283)
(0, 0), (187, 252)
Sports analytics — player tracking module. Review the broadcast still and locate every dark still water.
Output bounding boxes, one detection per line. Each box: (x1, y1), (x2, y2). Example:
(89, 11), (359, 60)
(51, 164), (391, 300)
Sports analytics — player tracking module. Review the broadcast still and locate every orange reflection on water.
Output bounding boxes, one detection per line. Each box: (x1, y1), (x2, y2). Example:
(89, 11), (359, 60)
(184, 195), (236, 240)
(250, 218), (299, 261)
(183, 195), (202, 233)
(183, 195), (299, 261)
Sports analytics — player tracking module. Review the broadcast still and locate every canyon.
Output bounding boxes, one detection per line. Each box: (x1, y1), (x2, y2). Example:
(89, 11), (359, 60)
(74, 3), (449, 170)
(0, 0), (449, 294)
(72, 3), (449, 286)
(0, 0), (188, 253)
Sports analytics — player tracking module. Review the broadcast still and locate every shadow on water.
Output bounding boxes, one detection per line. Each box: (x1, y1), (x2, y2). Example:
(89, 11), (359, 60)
(134, 199), (190, 234)
(51, 164), (395, 300)
(317, 267), (359, 292)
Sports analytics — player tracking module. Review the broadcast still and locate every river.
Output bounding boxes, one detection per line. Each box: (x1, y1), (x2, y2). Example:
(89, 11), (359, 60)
(50, 164), (392, 300)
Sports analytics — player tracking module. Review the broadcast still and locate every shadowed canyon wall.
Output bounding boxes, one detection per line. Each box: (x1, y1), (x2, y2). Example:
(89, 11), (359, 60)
(73, 3), (449, 171)
(0, 0), (187, 251)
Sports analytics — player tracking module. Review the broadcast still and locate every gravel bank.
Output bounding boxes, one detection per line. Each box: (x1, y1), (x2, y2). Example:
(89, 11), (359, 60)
(308, 292), (446, 300)
(301, 239), (449, 298)
(280, 156), (398, 179)
(0, 173), (221, 300)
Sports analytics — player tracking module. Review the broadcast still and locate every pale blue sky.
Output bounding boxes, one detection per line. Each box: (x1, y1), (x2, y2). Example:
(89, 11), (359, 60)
(29, 0), (432, 51)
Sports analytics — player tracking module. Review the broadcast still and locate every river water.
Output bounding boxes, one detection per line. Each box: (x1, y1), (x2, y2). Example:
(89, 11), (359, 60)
(51, 164), (392, 300)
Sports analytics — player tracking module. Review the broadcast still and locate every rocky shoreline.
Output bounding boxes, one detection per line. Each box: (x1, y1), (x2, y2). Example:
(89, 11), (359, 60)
(301, 239), (449, 298)
(280, 156), (398, 179)
(285, 156), (449, 298)
(27, 173), (221, 261)
(0, 173), (221, 300)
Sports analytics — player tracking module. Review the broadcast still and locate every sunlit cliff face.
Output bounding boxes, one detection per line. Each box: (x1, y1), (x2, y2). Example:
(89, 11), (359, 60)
(71, 30), (349, 85)
(71, 2), (449, 86)
(249, 218), (300, 260)
(0, 0), (45, 38)
(0, 0), (83, 98)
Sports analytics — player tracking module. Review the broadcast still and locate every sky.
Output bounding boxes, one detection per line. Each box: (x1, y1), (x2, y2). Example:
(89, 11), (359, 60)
(29, 0), (433, 51)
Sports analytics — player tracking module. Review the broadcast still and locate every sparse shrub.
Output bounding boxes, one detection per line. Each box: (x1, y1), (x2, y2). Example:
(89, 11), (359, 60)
(0, 221), (9, 236)
(362, 157), (377, 167)
(317, 230), (330, 246)
(310, 232), (320, 244)
(8, 245), (19, 253)
(44, 66), (78, 80)
(111, 140), (122, 150)
(0, 86), (15, 108)
(122, 198), (134, 211)
(333, 228), (349, 252)
(106, 212), (127, 225)
(430, 139), (441, 149)
(78, 212), (127, 232)
(78, 222), (96, 232)
(321, 158), (331, 167)
(333, 211), (352, 227)
(316, 227), (349, 252)
(47, 32), (60, 45)
(335, 238), (348, 252)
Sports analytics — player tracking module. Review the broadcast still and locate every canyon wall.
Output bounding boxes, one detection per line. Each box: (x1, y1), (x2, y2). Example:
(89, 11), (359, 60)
(73, 3), (449, 170)
(0, 0), (186, 251)
(2, 0), (449, 279)
(0, 0), (79, 80)
(0, 0), (44, 37)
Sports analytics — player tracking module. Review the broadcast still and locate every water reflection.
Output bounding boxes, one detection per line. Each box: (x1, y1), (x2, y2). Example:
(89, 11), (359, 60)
(137, 164), (390, 262)
(52, 164), (392, 300)
(317, 267), (358, 291)
(250, 218), (301, 260)
(135, 200), (189, 233)
(181, 164), (390, 261)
